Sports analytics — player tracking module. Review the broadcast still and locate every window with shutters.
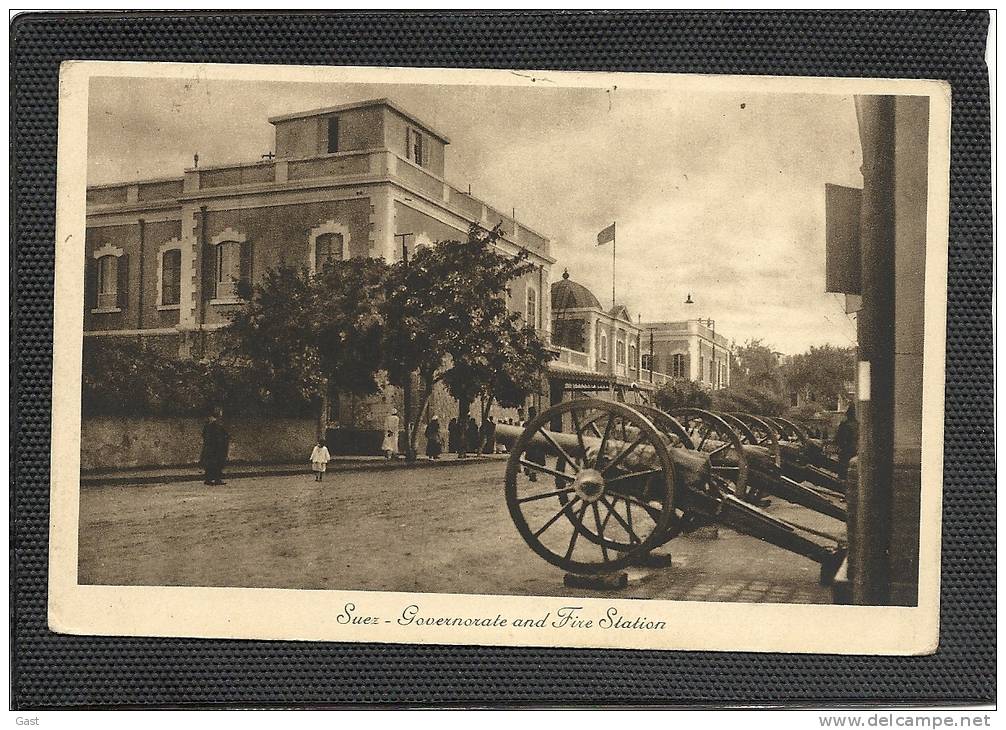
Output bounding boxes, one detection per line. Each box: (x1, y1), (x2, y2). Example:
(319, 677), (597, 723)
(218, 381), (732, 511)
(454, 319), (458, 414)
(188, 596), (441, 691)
(160, 248), (181, 306)
(408, 127), (427, 167)
(526, 287), (537, 328)
(315, 232), (344, 272)
(672, 353), (687, 378)
(215, 240), (241, 300)
(308, 221), (351, 274)
(96, 254), (118, 310)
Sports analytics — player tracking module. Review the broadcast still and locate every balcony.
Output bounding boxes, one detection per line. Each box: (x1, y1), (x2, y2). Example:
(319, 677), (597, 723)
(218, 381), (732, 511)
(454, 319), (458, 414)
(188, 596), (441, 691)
(553, 346), (590, 370)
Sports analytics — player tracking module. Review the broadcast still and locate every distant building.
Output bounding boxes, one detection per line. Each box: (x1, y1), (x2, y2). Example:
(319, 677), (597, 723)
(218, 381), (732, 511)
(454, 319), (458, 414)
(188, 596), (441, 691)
(639, 319), (732, 390)
(549, 270), (653, 400)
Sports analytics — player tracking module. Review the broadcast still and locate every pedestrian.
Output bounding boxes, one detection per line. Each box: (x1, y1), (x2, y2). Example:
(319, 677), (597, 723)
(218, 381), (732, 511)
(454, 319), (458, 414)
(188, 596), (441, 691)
(199, 410), (230, 485)
(467, 416), (480, 457)
(424, 415), (443, 460)
(310, 438), (331, 482)
(382, 408), (400, 460)
(447, 417), (460, 457)
(835, 404), (858, 482)
(481, 415), (497, 455)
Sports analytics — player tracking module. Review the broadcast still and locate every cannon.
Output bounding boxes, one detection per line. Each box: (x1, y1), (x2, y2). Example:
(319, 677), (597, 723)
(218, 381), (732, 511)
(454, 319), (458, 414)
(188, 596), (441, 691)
(669, 408), (848, 521)
(759, 415), (847, 495)
(495, 399), (846, 582)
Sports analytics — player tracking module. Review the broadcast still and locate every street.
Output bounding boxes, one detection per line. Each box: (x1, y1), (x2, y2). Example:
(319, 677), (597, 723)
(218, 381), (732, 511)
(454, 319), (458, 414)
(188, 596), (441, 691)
(79, 460), (838, 603)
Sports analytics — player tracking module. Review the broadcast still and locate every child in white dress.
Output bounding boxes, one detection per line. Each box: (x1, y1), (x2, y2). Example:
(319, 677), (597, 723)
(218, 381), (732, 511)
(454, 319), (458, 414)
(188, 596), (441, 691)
(310, 439), (331, 482)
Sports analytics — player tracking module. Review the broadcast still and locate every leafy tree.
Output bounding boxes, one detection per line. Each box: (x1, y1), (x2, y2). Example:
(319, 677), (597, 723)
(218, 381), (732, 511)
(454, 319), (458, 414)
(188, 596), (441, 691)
(653, 378), (713, 411)
(225, 259), (388, 418)
(730, 338), (785, 396)
(382, 223), (552, 455)
(711, 384), (788, 417)
(782, 344), (856, 410)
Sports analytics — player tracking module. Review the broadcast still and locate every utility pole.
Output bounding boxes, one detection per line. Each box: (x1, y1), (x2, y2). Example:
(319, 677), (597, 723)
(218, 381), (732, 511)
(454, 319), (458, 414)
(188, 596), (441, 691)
(395, 232), (416, 461)
(649, 327), (654, 383)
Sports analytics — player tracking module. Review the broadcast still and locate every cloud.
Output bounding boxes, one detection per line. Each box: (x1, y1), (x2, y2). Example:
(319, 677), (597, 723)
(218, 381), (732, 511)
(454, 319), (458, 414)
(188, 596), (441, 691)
(87, 77), (862, 354)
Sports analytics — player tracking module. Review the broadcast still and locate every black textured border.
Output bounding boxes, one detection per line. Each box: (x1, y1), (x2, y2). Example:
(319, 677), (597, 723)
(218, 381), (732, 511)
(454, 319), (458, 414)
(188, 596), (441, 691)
(11, 10), (993, 707)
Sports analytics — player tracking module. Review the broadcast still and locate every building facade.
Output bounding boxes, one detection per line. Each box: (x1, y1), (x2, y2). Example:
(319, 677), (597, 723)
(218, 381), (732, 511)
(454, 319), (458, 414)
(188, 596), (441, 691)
(549, 270), (654, 400)
(639, 319), (732, 390)
(84, 98), (555, 451)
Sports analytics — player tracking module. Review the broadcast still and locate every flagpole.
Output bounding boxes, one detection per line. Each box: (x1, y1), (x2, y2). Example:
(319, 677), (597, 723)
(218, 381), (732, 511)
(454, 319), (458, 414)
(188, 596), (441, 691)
(611, 221), (616, 307)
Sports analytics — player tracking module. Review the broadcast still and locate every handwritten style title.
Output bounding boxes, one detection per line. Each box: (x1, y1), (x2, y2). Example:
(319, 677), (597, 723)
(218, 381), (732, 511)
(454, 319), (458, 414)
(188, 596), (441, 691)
(335, 603), (667, 631)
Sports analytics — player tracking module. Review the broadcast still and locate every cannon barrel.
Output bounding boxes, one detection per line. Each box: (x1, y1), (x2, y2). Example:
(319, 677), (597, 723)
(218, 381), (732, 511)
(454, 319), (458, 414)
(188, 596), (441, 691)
(494, 422), (710, 491)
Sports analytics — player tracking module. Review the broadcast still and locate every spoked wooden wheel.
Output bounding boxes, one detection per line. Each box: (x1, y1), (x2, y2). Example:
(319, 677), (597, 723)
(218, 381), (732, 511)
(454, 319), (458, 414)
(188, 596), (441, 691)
(504, 399), (675, 574)
(631, 403), (695, 450)
(717, 411), (758, 445)
(769, 416), (810, 447)
(668, 408), (750, 499)
(732, 412), (782, 467)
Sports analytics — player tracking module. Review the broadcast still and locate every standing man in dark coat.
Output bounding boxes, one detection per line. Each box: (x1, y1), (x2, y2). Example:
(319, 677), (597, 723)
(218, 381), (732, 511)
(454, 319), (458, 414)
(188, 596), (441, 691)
(835, 404), (858, 482)
(448, 417), (460, 458)
(200, 411), (230, 485)
(466, 416), (480, 457)
(481, 415), (497, 454)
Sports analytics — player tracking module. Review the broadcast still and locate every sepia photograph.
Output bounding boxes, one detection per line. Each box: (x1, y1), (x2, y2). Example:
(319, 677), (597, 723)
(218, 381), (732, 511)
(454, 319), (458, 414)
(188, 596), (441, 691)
(48, 62), (949, 653)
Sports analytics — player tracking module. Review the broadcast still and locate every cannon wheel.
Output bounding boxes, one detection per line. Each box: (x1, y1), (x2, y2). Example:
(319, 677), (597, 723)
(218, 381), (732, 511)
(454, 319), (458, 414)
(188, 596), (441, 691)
(504, 399), (676, 574)
(630, 403), (695, 449)
(732, 412), (782, 467)
(668, 408), (750, 499)
(717, 411), (758, 445)
(770, 416), (810, 447)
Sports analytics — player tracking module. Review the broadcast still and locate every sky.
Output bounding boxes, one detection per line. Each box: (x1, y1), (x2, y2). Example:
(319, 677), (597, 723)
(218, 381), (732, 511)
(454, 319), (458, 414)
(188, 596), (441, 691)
(87, 76), (863, 354)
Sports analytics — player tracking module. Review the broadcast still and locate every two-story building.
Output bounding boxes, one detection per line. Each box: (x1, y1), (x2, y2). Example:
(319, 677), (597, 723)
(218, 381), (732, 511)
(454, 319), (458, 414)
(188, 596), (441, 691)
(84, 98), (555, 452)
(549, 270), (660, 403)
(639, 319), (732, 390)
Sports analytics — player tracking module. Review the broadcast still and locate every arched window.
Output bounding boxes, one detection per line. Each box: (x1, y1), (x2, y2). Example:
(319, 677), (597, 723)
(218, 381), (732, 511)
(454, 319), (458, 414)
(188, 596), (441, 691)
(526, 287), (537, 328)
(215, 240), (241, 300)
(615, 339), (626, 366)
(672, 353), (686, 378)
(599, 332), (608, 363)
(96, 254), (118, 310)
(315, 232), (344, 272)
(629, 344), (637, 368)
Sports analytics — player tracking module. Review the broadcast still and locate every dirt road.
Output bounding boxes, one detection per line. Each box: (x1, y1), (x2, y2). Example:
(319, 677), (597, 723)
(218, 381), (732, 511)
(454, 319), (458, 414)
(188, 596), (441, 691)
(79, 460), (837, 603)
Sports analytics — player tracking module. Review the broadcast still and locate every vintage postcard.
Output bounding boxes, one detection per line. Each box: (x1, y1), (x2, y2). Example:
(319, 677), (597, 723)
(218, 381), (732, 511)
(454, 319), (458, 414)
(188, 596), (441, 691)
(49, 61), (949, 654)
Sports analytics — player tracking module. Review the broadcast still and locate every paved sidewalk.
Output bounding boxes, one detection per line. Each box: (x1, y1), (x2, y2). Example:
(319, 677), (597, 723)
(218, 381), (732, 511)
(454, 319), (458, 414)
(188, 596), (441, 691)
(81, 453), (509, 487)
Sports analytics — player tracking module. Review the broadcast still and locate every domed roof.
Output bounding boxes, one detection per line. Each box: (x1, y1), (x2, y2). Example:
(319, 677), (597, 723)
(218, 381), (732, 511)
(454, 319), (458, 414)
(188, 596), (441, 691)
(551, 269), (602, 311)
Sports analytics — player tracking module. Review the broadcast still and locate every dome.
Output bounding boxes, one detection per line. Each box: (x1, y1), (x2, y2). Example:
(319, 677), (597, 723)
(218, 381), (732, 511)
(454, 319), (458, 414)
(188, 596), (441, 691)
(551, 269), (602, 311)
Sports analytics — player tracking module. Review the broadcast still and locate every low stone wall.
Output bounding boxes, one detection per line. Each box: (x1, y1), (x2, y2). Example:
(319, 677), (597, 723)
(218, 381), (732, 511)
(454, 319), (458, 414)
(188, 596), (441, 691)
(80, 415), (316, 471)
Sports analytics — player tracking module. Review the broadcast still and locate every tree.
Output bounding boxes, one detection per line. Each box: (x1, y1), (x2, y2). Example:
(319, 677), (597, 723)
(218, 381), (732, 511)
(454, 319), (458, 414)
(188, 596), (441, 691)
(653, 378), (713, 411)
(382, 223), (552, 455)
(731, 338), (785, 396)
(711, 384), (788, 416)
(226, 259), (388, 424)
(782, 344), (855, 410)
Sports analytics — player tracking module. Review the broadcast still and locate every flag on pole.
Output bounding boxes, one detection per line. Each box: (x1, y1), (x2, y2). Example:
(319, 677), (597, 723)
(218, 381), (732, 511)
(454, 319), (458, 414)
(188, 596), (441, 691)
(596, 222), (616, 245)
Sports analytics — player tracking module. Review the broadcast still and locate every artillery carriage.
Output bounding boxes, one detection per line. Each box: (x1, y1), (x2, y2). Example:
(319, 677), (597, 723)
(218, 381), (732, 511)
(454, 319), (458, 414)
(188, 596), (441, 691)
(494, 398), (848, 586)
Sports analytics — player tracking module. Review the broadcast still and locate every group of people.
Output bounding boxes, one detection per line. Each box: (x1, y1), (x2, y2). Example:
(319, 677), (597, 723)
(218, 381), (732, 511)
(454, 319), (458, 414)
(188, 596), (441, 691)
(422, 414), (499, 460)
(375, 408), (504, 462)
(201, 404), (539, 486)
